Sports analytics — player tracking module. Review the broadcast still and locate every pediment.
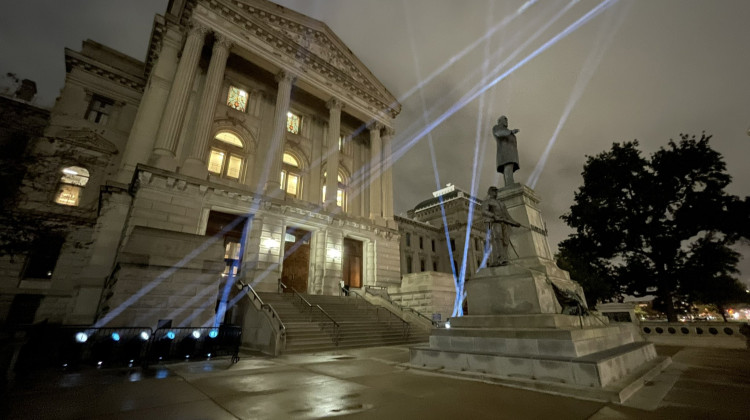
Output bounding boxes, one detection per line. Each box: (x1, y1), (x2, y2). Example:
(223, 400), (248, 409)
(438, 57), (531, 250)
(202, 0), (401, 118)
(49, 127), (119, 155)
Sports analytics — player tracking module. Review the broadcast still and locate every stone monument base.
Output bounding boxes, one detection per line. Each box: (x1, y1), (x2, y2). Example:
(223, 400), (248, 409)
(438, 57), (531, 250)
(409, 316), (669, 402)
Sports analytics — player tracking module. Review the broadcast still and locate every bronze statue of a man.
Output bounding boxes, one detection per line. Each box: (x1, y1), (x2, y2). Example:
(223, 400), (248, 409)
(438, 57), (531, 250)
(493, 115), (520, 186)
(481, 186), (520, 267)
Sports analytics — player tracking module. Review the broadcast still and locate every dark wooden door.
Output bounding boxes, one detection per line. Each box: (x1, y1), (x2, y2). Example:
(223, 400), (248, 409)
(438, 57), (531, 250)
(343, 238), (363, 289)
(281, 228), (310, 293)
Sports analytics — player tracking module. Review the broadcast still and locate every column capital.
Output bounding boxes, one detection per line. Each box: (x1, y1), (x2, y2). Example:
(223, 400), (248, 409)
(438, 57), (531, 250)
(188, 22), (210, 38)
(382, 127), (395, 137)
(326, 98), (343, 111)
(368, 121), (385, 133)
(275, 70), (297, 84)
(213, 33), (233, 50)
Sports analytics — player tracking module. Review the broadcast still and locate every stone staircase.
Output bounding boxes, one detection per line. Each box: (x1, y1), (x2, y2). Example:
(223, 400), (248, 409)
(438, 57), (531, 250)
(257, 292), (430, 353)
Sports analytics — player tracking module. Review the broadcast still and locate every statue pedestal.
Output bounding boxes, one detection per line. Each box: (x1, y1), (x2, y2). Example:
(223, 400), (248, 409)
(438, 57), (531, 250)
(408, 183), (669, 402)
(467, 262), (586, 315)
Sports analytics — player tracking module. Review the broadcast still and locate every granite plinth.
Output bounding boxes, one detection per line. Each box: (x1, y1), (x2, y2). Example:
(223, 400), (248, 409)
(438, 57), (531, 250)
(467, 260), (586, 315)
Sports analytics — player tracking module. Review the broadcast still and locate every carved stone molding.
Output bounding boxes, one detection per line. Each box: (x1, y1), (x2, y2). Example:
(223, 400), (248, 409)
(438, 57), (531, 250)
(326, 97), (343, 111)
(368, 121), (385, 133)
(275, 70), (297, 85)
(213, 32), (233, 49)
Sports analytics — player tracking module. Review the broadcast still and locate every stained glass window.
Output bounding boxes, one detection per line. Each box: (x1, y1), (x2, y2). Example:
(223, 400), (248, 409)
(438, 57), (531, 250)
(227, 86), (248, 112)
(286, 111), (300, 134)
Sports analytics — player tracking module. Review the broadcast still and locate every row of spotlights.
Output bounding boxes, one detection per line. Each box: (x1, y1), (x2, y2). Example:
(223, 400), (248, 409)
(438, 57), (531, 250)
(75, 329), (219, 343)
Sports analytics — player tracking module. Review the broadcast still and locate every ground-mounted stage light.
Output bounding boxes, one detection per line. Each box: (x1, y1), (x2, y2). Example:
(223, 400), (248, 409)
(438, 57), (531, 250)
(111, 332), (121, 342)
(191, 330), (201, 339)
(166, 331), (176, 340)
(208, 329), (219, 338)
(75, 332), (88, 343)
(445, 321), (451, 329)
(139, 331), (150, 341)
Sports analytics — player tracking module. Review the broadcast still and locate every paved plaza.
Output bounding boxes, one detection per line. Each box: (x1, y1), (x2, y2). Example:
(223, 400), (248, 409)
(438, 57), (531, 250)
(3, 345), (748, 419)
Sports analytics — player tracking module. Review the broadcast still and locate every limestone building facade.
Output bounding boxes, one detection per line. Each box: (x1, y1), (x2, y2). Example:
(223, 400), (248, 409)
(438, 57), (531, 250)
(0, 0), (402, 329)
(392, 184), (486, 320)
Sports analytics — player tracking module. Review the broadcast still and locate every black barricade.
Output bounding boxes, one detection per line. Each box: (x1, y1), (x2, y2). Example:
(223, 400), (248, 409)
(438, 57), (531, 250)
(9, 324), (241, 374)
(148, 325), (241, 362)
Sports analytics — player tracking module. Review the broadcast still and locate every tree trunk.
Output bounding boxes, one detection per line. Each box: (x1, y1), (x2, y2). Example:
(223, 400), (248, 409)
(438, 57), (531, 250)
(717, 303), (728, 322)
(660, 288), (678, 322)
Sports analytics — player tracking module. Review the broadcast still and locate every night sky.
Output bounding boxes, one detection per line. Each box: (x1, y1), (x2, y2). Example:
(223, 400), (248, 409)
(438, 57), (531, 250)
(1, 0), (749, 285)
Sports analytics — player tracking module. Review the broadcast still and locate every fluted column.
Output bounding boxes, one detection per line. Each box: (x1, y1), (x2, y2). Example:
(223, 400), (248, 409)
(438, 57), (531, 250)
(324, 98), (343, 211)
(181, 33), (232, 179)
(264, 70), (296, 194)
(150, 23), (208, 172)
(381, 127), (394, 219)
(368, 122), (384, 220)
(117, 25), (183, 183)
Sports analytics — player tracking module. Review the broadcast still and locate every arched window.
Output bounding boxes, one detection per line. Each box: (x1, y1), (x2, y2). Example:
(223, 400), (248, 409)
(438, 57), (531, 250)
(54, 166), (89, 206)
(208, 132), (244, 180)
(281, 152), (301, 197)
(322, 169), (347, 210)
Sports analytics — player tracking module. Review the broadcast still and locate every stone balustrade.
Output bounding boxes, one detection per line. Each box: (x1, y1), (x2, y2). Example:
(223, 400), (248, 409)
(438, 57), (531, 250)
(639, 321), (749, 350)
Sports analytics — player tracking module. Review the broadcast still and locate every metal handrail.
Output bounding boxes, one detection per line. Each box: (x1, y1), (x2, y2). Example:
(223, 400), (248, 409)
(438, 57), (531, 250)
(239, 281), (286, 334)
(350, 291), (410, 339)
(278, 279), (287, 293)
(374, 306), (411, 339)
(362, 287), (439, 327)
(290, 287), (340, 345)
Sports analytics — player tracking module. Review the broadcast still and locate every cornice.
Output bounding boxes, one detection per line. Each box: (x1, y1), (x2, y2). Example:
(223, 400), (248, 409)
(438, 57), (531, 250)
(204, 0), (401, 118)
(65, 50), (146, 93)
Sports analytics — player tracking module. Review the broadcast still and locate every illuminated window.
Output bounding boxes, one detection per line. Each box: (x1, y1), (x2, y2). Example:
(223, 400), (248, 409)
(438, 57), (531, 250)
(281, 152), (301, 197)
(321, 170), (346, 210)
(286, 111), (301, 134)
(338, 136), (343, 151)
(54, 166), (89, 206)
(208, 132), (245, 180)
(226, 86), (248, 112)
(85, 95), (113, 125)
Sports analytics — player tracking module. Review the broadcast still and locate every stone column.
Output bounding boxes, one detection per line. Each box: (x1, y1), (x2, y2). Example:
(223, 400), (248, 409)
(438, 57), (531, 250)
(381, 127), (395, 220)
(324, 98), (343, 211)
(117, 25), (182, 182)
(181, 33), (232, 179)
(149, 23), (208, 172)
(264, 71), (296, 194)
(368, 122), (384, 220)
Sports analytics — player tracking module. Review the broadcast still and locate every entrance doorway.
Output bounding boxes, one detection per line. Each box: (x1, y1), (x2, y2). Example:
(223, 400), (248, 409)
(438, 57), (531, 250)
(343, 238), (363, 291)
(281, 227), (311, 293)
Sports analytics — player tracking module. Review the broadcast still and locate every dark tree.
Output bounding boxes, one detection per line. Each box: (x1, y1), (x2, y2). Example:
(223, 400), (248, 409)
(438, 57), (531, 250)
(560, 134), (748, 321)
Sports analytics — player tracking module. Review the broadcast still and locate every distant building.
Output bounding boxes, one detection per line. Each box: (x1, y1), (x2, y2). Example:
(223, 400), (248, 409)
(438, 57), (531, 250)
(393, 184), (486, 319)
(0, 0), (401, 329)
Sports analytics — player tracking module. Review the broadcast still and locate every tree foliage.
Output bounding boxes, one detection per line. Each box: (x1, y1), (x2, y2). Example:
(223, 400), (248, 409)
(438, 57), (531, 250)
(559, 134), (749, 320)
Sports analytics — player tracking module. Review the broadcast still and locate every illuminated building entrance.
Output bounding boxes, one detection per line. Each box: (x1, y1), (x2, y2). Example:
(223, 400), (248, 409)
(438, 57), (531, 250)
(282, 227), (311, 293)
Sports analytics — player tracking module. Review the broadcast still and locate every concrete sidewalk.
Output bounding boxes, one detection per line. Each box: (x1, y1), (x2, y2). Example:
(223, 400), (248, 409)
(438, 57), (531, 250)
(3, 345), (749, 419)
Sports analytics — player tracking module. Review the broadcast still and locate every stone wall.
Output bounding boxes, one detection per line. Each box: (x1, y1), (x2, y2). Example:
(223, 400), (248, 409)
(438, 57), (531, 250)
(96, 226), (224, 329)
(389, 272), (456, 321)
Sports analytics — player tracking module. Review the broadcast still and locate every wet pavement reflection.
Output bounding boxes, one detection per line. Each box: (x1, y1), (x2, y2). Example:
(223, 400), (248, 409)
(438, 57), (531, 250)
(3, 345), (749, 419)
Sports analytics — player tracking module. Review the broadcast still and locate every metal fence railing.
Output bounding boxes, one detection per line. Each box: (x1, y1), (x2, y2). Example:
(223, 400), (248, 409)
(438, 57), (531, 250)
(6, 323), (241, 374)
